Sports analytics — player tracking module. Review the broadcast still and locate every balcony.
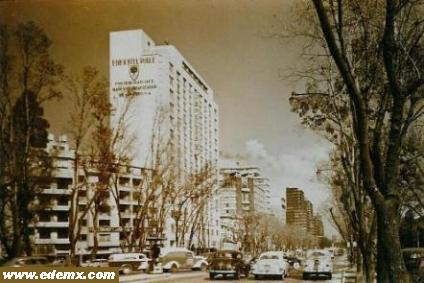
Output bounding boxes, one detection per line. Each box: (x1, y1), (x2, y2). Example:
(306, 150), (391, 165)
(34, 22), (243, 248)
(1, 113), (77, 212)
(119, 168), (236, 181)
(120, 211), (132, 218)
(34, 221), (68, 228)
(35, 238), (69, 245)
(120, 198), (137, 205)
(41, 188), (71, 195)
(50, 205), (69, 211)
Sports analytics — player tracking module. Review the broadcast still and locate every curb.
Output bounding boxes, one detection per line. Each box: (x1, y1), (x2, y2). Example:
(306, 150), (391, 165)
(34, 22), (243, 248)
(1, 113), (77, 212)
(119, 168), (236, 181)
(120, 273), (171, 283)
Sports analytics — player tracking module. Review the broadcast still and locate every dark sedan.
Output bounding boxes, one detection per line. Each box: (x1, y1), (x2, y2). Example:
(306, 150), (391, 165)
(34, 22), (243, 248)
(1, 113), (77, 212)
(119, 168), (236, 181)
(208, 250), (250, 280)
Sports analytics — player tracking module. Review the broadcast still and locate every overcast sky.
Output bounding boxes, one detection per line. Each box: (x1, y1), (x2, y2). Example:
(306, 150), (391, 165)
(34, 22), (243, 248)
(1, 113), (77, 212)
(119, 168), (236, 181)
(1, 0), (334, 234)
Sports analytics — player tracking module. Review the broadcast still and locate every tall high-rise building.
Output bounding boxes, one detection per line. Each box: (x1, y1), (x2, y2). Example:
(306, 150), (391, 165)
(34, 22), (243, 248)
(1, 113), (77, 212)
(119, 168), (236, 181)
(286, 187), (308, 231)
(109, 29), (220, 247)
(217, 166), (272, 248)
(281, 190), (286, 224)
(286, 188), (324, 242)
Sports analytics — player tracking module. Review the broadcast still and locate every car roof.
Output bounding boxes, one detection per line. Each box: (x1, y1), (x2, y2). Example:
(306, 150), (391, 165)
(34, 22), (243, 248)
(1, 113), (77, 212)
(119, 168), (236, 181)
(260, 251), (285, 256)
(214, 250), (242, 256)
(160, 247), (191, 254)
(110, 253), (146, 257)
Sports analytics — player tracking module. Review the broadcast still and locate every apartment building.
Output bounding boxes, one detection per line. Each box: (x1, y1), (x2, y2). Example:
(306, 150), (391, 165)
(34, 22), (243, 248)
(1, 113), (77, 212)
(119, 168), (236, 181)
(286, 187), (324, 243)
(281, 191), (287, 224)
(31, 134), (74, 256)
(286, 187), (308, 231)
(31, 134), (164, 258)
(109, 29), (220, 248)
(217, 166), (272, 247)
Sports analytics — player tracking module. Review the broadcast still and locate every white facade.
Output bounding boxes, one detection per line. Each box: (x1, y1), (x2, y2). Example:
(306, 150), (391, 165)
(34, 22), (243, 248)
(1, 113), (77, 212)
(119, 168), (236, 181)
(217, 166), (272, 247)
(110, 29), (220, 248)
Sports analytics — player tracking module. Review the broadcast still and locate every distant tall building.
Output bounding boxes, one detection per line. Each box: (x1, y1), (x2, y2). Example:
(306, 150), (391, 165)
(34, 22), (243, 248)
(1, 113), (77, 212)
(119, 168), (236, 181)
(312, 215), (324, 238)
(305, 200), (314, 233)
(286, 187), (308, 231)
(109, 29), (220, 248)
(286, 188), (324, 242)
(217, 166), (272, 247)
(281, 191), (286, 224)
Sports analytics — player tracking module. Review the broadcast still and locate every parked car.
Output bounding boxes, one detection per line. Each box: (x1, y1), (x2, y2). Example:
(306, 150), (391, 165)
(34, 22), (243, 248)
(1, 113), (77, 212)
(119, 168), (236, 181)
(192, 255), (209, 271)
(252, 251), (290, 280)
(159, 247), (199, 273)
(248, 256), (258, 271)
(208, 250), (250, 280)
(302, 250), (333, 280)
(108, 253), (150, 274)
(4, 256), (53, 267)
(81, 259), (108, 268)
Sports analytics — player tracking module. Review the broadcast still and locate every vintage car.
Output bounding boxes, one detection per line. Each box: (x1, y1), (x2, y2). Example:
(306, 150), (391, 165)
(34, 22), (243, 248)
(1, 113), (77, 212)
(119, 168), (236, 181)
(252, 251), (290, 280)
(192, 255), (209, 271)
(108, 253), (150, 274)
(80, 259), (108, 268)
(160, 247), (206, 272)
(208, 250), (250, 280)
(302, 250), (333, 280)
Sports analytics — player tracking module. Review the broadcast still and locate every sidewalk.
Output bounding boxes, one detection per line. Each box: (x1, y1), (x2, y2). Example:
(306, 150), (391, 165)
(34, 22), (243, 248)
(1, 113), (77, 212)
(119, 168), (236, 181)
(119, 271), (205, 283)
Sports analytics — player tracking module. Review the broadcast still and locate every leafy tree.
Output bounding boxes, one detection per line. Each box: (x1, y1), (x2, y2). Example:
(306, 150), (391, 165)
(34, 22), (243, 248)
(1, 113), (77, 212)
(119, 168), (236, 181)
(0, 21), (62, 258)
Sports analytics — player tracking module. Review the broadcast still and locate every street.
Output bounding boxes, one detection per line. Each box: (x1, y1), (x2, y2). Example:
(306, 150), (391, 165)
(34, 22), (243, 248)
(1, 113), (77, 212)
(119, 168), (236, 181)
(120, 256), (353, 283)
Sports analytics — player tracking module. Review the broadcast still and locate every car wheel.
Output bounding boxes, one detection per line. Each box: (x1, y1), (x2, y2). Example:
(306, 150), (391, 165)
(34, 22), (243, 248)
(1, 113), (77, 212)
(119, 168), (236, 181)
(254, 275), (259, 280)
(234, 271), (240, 280)
(328, 273), (332, 280)
(302, 273), (309, 280)
(200, 263), (207, 272)
(121, 264), (133, 275)
(170, 264), (178, 273)
(209, 272), (215, 280)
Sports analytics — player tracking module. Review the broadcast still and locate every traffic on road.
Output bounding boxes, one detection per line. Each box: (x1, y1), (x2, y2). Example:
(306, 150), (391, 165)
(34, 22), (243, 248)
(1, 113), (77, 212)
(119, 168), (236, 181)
(114, 247), (352, 282)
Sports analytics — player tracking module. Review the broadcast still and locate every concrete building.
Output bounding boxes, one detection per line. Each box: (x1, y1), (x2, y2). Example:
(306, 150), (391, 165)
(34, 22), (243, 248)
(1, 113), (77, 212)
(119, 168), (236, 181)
(286, 187), (308, 231)
(285, 187), (324, 244)
(217, 166), (272, 248)
(109, 29), (220, 248)
(281, 191), (287, 224)
(31, 134), (74, 257)
(31, 134), (164, 258)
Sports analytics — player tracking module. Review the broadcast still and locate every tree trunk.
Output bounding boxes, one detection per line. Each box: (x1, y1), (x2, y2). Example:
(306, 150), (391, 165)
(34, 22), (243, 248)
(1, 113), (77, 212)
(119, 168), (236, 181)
(376, 204), (410, 283)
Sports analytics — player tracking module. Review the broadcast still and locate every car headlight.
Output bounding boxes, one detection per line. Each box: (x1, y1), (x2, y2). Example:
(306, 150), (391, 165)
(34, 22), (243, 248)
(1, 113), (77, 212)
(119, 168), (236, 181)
(226, 264), (233, 270)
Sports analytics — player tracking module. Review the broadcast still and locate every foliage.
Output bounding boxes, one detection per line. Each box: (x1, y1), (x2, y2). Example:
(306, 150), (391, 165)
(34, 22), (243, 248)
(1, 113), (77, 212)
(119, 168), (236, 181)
(0, 21), (62, 258)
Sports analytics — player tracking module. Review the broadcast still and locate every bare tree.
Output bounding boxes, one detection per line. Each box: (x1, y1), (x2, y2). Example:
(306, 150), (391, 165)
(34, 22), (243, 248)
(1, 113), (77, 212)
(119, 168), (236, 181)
(66, 66), (106, 263)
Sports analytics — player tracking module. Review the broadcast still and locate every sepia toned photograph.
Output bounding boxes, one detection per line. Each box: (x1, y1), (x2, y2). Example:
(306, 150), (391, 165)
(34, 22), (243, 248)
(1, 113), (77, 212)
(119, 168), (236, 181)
(0, 0), (423, 282)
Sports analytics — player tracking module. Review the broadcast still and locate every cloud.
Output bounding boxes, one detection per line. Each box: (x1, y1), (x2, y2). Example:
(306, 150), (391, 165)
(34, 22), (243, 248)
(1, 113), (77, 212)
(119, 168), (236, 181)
(242, 139), (331, 211)
(219, 138), (337, 236)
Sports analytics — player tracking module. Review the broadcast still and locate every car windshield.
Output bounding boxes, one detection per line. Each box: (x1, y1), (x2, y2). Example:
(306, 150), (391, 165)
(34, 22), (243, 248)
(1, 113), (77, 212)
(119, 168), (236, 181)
(260, 255), (279, 260)
(308, 251), (326, 258)
(215, 252), (237, 259)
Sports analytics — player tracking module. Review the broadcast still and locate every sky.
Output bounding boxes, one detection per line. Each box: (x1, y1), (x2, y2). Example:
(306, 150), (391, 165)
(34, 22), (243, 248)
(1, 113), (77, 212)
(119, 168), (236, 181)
(0, 0), (334, 234)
